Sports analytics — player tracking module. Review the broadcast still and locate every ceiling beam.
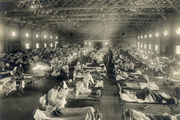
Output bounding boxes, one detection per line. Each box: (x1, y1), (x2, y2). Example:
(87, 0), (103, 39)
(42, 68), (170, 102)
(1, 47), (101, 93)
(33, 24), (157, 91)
(0, 0), (42, 2)
(21, 20), (29, 29)
(6, 16), (15, 26)
(24, 17), (154, 21)
(1, 4), (179, 12)
(48, 23), (147, 25)
(154, 8), (171, 25)
(165, 0), (180, 14)
(7, 12), (166, 18)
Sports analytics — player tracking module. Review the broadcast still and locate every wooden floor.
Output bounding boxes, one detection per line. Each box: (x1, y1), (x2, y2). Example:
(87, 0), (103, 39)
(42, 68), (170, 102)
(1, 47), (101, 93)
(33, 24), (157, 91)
(100, 63), (121, 120)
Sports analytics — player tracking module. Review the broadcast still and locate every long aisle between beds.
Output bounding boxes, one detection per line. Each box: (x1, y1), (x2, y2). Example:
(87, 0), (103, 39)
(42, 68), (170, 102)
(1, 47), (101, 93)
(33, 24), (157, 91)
(99, 60), (121, 119)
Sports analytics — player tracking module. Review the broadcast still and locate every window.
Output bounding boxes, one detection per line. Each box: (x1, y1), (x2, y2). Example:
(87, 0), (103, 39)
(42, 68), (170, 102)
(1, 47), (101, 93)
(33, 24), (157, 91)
(56, 36), (58, 39)
(144, 44), (146, 48)
(144, 35), (147, 38)
(176, 46), (180, 54)
(155, 32), (159, 37)
(50, 43), (53, 47)
(44, 43), (47, 48)
(105, 42), (107, 45)
(141, 36), (143, 39)
(149, 34), (152, 38)
(149, 44), (151, 50)
(55, 41), (58, 44)
(89, 42), (91, 45)
(36, 34), (38, 38)
(163, 30), (168, 36)
(26, 33), (29, 37)
(50, 36), (52, 39)
(141, 44), (143, 48)
(155, 44), (158, 51)
(137, 36), (140, 39)
(84, 42), (87, 44)
(44, 35), (47, 39)
(175, 28), (180, 35)
(36, 43), (39, 49)
(25, 43), (29, 49)
(12, 31), (16, 36)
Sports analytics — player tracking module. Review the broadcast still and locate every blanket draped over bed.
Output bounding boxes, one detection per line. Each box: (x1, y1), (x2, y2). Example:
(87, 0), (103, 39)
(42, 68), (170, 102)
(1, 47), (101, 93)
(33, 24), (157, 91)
(123, 108), (173, 120)
(34, 107), (96, 120)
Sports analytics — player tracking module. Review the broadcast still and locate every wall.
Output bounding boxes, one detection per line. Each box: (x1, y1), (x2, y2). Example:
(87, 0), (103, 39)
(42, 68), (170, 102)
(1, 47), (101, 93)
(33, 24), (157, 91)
(0, 23), (5, 52)
(0, 19), (60, 53)
(136, 16), (180, 56)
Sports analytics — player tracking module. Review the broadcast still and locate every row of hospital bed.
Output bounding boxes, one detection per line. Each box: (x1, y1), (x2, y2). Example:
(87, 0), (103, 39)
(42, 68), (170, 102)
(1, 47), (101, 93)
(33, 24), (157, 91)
(32, 55), (109, 120)
(112, 48), (180, 120)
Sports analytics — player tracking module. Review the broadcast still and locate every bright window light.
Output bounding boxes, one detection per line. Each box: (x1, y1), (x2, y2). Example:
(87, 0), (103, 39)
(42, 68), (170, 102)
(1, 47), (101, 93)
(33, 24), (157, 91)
(155, 44), (158, 51)
(163, 30), (168, 36)
(84, 42), (87, 44)
(105, 42), (108, 45)
(137, 36), (140, 39)
(50, 36), (52, 39)
(175, 28), (180, 34)
(12, 31), (16, 36)
(141, 44), (143, 48)
(144, 44), (146, 48)
(44, 43), (47, 48)
(25, 43), (29, 49)
(89, 42), (91, 45)
(149, 34), (152, 38)
(36, 43), (39, 49)
(141, 36), (143, 39)
(26, 33), (29, 37)
(56, 36), (58, 39)
(149, 44), (151, 49)
(176, 45), (180, 54)
(50, 43), (53, 47)
(36, 34), (39, 38)
(155, 32), (159, 37)
(144, 35), (147, 38)
(44, 35), (47, 38)
(138, 42), (140, 44)
(55, 41), (58, 44)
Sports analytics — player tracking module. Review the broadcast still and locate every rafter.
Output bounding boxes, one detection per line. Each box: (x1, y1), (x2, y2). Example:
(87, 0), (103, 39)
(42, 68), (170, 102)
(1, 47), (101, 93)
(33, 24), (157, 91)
(6, 11), (168, 18)
(136, 25), (143, 32)
(154, 8), (171, 25)
(21, 20), (29, 29)
(165, 0), (180, 14)
(1, 4), (179, 12)
(6, 16), (15, 26)
(23, 17), (154, 22)
(32, 25), (38, 30)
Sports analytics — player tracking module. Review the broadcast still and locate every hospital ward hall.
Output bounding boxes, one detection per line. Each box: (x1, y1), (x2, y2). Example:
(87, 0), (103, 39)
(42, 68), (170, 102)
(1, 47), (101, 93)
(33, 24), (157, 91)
(0, 0), (180, 120)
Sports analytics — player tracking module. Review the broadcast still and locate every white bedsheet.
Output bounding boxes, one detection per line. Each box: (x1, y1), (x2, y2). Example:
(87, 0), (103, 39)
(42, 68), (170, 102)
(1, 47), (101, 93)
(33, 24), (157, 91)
(34, 107), (96, 120)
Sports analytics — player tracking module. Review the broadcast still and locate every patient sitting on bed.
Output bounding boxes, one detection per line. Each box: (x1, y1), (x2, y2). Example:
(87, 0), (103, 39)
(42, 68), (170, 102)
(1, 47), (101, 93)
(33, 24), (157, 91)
(38, 81), (69, 117)
(75, 78), (92, 97)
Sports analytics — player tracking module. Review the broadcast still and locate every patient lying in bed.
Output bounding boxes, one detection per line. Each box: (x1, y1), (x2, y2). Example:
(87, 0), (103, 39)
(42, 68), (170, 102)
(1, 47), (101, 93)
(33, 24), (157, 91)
(121, 87), (177, 104)
(122, 108), (180, 120)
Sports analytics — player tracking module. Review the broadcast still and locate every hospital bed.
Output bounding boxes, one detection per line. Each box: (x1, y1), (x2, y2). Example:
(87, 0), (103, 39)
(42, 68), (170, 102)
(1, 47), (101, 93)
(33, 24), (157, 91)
(33, 107), (102, 120)
(117, 83), (178, 115)
(122, 108), (180, 120)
